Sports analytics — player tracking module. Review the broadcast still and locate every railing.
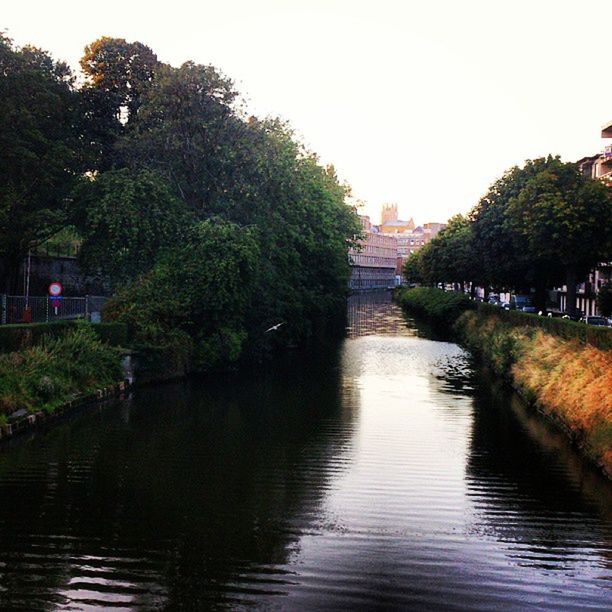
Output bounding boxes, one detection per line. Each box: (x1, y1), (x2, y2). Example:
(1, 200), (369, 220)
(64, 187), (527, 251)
(0, 295), (107, 325)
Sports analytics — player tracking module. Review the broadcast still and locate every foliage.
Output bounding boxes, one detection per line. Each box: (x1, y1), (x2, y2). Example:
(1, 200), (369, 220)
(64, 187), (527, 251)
(0, 34), (83, 291)
(476, 302), (612, 350)
(79, 37), (159, 170)
(0, 320), (128, 353)
(406, 215), (481, 287)
(72, 168), (191, 284)
(394, 287), (474, 327)
(402, 250), (424, 284)
(504, 157), (612, 312)
(2, 33), (361, 375)
(0, 323), (122, 416)
(596, 283), (612, 318)
(118, 60), (240, 211)
(103, 219), (260, 370)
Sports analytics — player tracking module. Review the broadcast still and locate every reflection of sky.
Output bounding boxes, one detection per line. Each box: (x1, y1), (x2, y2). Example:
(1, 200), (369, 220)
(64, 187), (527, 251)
(263, 298), (612, 609)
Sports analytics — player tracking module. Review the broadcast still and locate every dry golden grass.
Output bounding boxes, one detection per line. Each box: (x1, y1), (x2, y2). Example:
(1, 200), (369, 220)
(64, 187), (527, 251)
(457, 311), (612, 475)
(512, 331), (612, 474)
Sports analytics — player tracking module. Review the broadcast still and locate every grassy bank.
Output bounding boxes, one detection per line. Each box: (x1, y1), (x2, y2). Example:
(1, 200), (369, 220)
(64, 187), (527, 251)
(457, 310), (612, 476)
(0, 324), (123, 420)
(395, 287), (612, 476)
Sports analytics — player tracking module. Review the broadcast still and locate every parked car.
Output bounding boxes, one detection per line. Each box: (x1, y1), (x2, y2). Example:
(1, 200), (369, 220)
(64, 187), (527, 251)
(580, 316), (609, 327)
(509, 294), (535, 312)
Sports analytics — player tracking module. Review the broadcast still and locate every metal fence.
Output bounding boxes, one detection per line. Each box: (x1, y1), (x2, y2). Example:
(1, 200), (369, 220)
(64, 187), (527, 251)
(0, 295), (108, 325)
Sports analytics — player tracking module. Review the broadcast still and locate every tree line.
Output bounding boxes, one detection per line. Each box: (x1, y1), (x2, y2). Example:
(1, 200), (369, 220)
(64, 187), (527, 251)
(0, 35), (360, 367)
(403, 156), (612, 315)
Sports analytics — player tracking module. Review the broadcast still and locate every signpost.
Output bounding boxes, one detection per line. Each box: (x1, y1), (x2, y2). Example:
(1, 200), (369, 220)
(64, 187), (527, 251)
(48, 282), (63, 316)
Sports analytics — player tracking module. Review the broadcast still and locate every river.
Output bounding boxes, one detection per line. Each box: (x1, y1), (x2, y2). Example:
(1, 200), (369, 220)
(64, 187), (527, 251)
(0, 292), (610, 609)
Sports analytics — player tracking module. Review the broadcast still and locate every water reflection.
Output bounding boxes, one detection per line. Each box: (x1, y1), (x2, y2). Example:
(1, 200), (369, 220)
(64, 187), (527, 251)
(466, 373), (612, 573)
(0, 292), (609, 609)
(0, 351), (359, 608)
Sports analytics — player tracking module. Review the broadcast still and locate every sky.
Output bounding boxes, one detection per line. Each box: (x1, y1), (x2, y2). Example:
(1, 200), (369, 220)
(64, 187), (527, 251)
(3, 0), (612, 225)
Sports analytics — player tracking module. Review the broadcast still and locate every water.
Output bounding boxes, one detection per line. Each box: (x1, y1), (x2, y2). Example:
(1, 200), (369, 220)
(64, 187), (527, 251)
(0, 292), (610, 609)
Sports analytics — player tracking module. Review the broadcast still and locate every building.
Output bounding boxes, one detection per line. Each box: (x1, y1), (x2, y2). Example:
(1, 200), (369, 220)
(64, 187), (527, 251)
(348, 215), (398, 290)
(576, 119), (612, 186)
(379, 203), (415, 233)
(381, 214), (446, 275)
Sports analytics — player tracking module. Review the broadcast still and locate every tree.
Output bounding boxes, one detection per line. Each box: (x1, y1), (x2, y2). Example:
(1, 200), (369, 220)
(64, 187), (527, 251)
(104, 219), (260, 369)
(402, 251), (424, 285)
(118, 61), (240, 211)
(596, 283), (612, 317)
(470, 158), (558, 295)
(0, 35), (83, 292)
(79, 37), (159, 170)
(505, 157), (612, 315)
(425, 215), (480, 292)
(72, 169), (191, 285)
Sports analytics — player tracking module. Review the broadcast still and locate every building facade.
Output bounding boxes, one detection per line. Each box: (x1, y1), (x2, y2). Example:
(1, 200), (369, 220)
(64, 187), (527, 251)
(348, 216), (398, 290)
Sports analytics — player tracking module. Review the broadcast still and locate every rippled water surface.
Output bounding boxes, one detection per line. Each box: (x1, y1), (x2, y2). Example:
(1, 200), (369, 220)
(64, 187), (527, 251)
(0, 292), (610, 609)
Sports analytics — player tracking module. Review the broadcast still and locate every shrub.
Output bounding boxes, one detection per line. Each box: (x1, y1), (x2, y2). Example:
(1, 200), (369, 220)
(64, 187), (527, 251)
(0, 320), (128, 354)
(476, 303), (612, 350)
(0, 323), (122, 416)
(395, 287), (474, 327)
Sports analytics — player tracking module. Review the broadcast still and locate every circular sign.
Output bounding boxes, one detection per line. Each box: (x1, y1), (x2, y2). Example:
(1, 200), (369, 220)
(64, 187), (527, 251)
(48, 282), (63, 297)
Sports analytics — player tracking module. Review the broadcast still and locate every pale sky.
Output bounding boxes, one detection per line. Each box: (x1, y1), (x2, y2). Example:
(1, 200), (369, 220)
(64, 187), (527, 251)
(3, 0), (612, 225)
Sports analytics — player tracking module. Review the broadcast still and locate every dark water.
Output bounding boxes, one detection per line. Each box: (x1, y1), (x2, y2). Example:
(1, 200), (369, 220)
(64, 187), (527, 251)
(0, 293), (610, 610)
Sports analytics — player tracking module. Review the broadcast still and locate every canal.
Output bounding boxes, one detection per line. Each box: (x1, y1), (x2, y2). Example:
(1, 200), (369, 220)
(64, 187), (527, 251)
(0, 292), (610, 609)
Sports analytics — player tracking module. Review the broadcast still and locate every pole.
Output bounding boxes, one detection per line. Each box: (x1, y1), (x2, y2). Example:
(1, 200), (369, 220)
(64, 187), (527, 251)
(25, 249), (31, 308)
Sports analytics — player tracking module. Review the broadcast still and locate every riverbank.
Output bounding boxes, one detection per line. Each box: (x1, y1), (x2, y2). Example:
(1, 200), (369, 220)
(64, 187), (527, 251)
(0, 322), (127, 438)
(395, 287), (612, 478)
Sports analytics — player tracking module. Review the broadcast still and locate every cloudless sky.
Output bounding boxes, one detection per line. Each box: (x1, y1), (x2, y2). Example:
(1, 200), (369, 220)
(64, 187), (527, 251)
(4, 0), (612, 224)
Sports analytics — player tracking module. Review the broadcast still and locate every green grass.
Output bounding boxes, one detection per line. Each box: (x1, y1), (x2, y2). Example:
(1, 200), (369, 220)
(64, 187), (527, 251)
(0, 320), (128, 353)
(0, 323), (123, 416)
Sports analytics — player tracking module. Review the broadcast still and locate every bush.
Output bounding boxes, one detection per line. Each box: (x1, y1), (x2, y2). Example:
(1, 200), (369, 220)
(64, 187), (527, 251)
(0, 320), (128, 353)
(476, 303), (612, 350)
(0, 324), (122, 416)
(394, 287), (474, 327)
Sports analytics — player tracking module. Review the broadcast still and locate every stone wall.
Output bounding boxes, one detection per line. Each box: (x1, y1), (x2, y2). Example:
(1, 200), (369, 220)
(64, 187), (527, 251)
(6, 255), (110, 296)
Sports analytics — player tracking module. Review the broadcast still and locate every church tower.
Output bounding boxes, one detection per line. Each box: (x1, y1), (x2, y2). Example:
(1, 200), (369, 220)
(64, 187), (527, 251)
(381, 203), (398, 225)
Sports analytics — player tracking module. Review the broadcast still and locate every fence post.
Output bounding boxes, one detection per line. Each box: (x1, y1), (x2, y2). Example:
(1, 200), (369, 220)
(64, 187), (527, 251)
(45, 296), (49, 323)
(1, 294), (6, 325)
(85, 294), (89, 320)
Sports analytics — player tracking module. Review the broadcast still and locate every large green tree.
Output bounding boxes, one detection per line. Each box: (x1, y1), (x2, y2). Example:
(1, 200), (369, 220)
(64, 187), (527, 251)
(0, 35), (83, 292)
(505, 157), (612, 315)
(79, 37), (159, 170)
(72, 169), (191, 285)
(104, 219), (260, 369)
(79, 39), (360, 365)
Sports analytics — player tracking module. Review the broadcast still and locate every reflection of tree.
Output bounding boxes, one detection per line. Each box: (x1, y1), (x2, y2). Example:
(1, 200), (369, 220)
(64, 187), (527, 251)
(465, 371), (612, 572)
(0, 348), (358, 609)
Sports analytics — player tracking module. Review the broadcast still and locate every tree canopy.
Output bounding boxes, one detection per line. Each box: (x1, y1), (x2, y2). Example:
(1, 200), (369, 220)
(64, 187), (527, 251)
(0, 35), (83, 291)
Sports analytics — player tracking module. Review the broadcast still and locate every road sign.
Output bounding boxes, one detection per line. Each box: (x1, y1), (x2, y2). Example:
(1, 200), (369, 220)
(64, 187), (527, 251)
(48, 282), (63, 297)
